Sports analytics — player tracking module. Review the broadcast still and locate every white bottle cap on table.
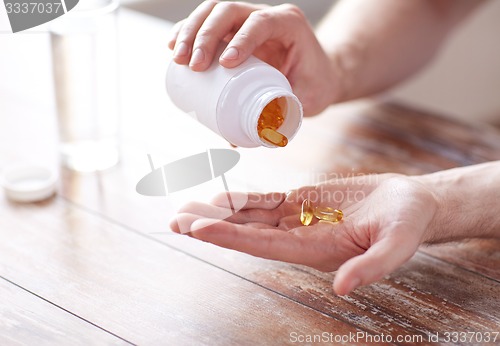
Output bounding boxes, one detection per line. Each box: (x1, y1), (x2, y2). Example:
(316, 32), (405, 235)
(1, 165), (58, 203)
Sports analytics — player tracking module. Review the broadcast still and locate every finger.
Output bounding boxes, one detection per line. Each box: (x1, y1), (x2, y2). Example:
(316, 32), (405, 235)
(190, 2), (257, 71)
(170, 212), (261, 235)
(167, 20), (185, 50)
(220, 4), (305, 68)
(178, 201), (235, 221)
(178, 200), (281, 226)
(190, 218), (318, 264)
(219, 9), (273, 68)
(333, 233), (419, 295)
(170, 212), (203, 234)
(173, 0), (219, 64)
(170, 211), (277, 233)
(211, 192), (285, 210)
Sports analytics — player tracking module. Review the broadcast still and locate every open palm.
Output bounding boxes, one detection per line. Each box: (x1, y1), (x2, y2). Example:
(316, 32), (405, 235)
(170, 174), (437, 295)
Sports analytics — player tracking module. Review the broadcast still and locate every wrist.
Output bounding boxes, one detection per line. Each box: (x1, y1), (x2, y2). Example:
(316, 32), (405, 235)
(413, 162), (500, 243)
(325, 40), (365, 104)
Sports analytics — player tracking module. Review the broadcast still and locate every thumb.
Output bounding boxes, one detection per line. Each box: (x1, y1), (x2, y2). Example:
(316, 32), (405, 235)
(333, 233), (420, 295)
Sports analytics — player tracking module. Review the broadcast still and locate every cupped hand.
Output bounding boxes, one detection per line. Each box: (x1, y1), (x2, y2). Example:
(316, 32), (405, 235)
(167, 0), (339, 116)
(170, 174), (439, 295)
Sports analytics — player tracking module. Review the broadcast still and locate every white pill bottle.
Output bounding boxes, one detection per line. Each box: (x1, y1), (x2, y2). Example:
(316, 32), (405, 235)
(166, 48), (303, 148)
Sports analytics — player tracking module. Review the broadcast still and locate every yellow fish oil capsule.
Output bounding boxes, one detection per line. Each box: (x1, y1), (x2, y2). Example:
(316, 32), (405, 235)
(300, 199), (314, 226)
(257, 98), (289, 147)
(258, 98), (284, 130)
(314, 206), (343, 223)
(260, 128), (288, 147)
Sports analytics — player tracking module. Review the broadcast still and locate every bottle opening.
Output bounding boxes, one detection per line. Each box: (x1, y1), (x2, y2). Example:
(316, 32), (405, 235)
(257, 97), (288, 147)
(255, 95), (302, 148)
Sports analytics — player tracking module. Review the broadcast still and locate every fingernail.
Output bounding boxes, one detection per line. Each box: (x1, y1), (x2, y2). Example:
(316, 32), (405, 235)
(168, 216), (193, 235)
(179, 221), (193, 235)
(168, 217), (179, 231)
(190, 218), (214, 232)
(190, 48), (205, 67)
(174, 42), (189, 57)
(221, 47), (239, 61)
(344, 278), (361, 295)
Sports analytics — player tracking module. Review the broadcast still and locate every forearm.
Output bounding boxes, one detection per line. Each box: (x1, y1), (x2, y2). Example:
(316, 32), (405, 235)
(316, 0), (485, 103)
(416, 161), (500, 243)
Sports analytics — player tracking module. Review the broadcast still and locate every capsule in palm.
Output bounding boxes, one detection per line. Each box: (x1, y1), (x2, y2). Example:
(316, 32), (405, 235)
(300, 199), (314, 226)
(314, 206), (343, 223)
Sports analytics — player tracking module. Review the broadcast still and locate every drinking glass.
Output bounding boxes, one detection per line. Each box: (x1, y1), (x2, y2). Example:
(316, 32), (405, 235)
(50, 0), (120, 172)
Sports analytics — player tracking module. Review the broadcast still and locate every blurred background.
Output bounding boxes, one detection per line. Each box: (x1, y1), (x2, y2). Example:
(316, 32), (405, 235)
(122, 0), (500, 125)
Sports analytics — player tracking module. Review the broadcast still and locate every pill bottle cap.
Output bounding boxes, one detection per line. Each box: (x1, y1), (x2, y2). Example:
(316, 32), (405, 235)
(1, 164), (58, 203)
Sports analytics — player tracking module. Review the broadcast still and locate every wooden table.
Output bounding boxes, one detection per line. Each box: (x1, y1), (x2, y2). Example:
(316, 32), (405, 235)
(1, 9), (499, 346)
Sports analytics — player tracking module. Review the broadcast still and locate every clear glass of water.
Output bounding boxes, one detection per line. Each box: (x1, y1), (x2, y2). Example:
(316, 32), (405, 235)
(50, 0), (120, 172)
